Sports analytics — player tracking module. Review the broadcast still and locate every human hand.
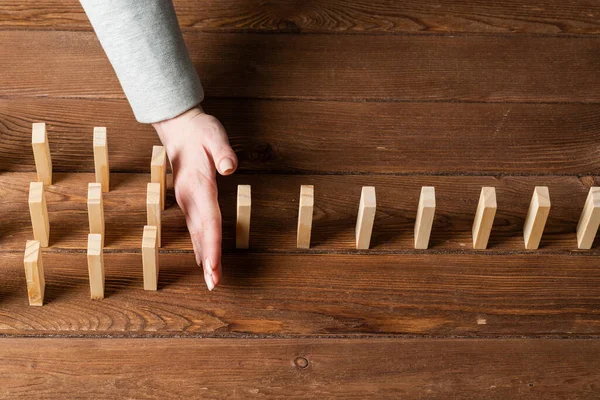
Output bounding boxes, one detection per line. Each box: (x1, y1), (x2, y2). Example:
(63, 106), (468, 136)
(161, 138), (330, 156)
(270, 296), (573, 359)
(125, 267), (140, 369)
(152, 106), (238, 291)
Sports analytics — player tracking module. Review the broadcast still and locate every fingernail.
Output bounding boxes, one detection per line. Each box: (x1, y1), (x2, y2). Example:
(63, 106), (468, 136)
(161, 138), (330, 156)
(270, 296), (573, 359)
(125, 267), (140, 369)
(205, 273), (215, 291)
(219, 158), (235, 175)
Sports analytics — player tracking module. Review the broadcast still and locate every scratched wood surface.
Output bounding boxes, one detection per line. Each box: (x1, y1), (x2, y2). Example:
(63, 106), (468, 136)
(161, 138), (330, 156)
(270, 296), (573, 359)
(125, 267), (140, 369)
(1, 0), (600, 397)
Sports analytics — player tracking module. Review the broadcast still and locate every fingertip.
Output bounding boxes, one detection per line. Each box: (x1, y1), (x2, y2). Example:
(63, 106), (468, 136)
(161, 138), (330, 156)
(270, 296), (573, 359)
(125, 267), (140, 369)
(218, 158), (237, 176)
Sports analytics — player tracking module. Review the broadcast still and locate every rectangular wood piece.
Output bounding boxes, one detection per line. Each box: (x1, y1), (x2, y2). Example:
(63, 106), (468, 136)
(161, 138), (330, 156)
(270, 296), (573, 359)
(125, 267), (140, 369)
(23, 240), (45, 306)
(356, 186), (376, 249)
(28, 181), (49, 247)
(31, 122), (52, 185)
(523, 186), (551, 250)
(146, 182), (162, 247)
(151, 145), (167, 210)
(472, 187), (497, 249)
(414, 186), (436, 249)
(297, 185), (314, 249)
(577, 187), (600, 249)
(87, 183), (104, 246)
(93, 127), (109, 192)
(86, 233), (104, 299)
(236, 185), (251, 249)
(142, 225), (159, 291)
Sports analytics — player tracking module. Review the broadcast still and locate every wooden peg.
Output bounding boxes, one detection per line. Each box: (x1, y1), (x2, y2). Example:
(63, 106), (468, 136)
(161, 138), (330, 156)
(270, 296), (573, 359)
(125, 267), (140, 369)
(297, 185), (314, 249)
(151, 145), (167, 210)
(414, 186), (436, 249)
(86, 233), (104, 299)
(142, 225), (159, 291)
(356, 186), (376, 249)
(28, 182), (49, 247)
(87, 183), (105, 247)
(577, 187), (600, 249)
(523, 186), (551, 250)
(236, 185), (251, 249)
(31, 123), (52, 186)
(24, 240), (45, 306)
(93, 127), (110, 192)
(147, 183), (162, 247)
(472, 187), (497, 249)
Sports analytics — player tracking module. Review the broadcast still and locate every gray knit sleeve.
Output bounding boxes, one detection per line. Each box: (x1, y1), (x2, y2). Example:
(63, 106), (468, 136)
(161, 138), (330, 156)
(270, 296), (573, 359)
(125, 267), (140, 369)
(80, 0), (204, 123)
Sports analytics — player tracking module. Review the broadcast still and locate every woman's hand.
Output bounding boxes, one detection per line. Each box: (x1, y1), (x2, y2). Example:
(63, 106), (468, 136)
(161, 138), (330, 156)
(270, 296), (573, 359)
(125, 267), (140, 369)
(152, 106), (237, 291)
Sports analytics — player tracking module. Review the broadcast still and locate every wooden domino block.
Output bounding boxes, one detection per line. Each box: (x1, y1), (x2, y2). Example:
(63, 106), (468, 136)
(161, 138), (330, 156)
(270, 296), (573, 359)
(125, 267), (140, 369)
(28, 182), (49, 247)
(151, 145), (167, 210)
(86, 233), (104, 299)
(472, 187), (497, 249)
(356, 186), (376, 249)
(414, 186), (436, 249)
(297, 185), (314, 249)
(24, 240), (45, 306)
(142, 225), (159, 291)
(31, 122), (52, 186)
(577, 187), (600, 249)
(147, 183), (162, 247)
(236, 185), (251, 249)
(523, 186), (551, 250)
(87, 183), (105, 246)
(93, 127), (110, 192)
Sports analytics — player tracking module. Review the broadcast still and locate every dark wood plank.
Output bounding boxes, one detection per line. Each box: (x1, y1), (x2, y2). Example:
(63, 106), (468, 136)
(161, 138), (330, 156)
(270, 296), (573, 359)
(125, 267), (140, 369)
(1, 338), (599, 399)
(1, 250), (600, 336)
(1, 172), (598, 252)
(2, 31), (600, 102)
(2, 0), (600, 36)
(2, 98), (600, 175)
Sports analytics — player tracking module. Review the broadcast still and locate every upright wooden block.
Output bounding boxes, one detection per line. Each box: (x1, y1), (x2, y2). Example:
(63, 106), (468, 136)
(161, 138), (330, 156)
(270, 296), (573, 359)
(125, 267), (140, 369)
(297, 185), (314, 249)
(28, 182), (49, 248)
(236, 185), (251, 249)
(87, 183), (105, 246)
(142, 225), (159, 291)
(151, 145), (167, 210)
(523, 186), (551, 250)
(356, 186), (376, 249)
(414, 186), (436, 249)
(147, 183), (162, 247)
(93, 127), (110, 192)
(86, 233), (104, 300)
(31, 123), (52, 186)
(472, 187), (497, 250)
(24, 240), (45, 306)
(577, 187), (600, 249)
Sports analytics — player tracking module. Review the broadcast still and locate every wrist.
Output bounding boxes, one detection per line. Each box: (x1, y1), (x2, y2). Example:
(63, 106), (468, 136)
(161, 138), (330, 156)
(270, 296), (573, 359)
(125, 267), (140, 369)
(152, 105), (204, 147)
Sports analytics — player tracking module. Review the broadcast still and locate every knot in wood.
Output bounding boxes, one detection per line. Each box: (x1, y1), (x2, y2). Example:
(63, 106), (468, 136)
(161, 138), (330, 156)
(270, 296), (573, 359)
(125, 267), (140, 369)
(294, 356), (309, 369)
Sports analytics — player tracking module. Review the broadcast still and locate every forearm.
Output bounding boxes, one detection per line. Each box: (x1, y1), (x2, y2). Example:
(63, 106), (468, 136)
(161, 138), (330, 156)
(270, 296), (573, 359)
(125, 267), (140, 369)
(80, 0), (203, 123)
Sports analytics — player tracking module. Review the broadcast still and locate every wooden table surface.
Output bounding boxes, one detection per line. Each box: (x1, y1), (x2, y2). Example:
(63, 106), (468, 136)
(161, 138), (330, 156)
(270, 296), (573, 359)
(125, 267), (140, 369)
(1, 1), (600, 398)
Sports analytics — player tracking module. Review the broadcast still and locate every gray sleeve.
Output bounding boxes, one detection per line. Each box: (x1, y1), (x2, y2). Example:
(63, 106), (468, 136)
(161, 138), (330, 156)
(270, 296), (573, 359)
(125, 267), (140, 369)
(80, 0), (204, 123)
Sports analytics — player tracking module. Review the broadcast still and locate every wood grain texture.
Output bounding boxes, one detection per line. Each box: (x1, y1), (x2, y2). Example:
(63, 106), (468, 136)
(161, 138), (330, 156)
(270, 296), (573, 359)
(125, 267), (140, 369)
(2, 0), (600, 35)
(2, 98), (600, 175)
(2, 31), (600, 102)
(1, 251), (600, 336)
(0, 172), (598, 252)
(0, 338), (598, 399)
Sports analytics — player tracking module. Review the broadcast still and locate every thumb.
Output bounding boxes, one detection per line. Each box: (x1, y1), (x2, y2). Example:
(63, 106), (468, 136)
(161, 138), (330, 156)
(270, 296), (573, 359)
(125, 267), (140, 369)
(201, 115), (238, 176)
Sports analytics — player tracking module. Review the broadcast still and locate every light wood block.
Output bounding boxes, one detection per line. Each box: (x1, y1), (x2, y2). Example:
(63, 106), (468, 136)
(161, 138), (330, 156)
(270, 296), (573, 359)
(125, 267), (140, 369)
(236, 185), (251, 249)
(355, 186), (376, 249)
(28, 182), (49, 248)
(93, 127), (110, 192)
(523, 186), (551, 250)
(147, 183), (162, 247)
(142, 225), (159, 291)
(577, 187), (600, 249)
(297, 185), (314, 249)
(86, 233), (104, 300)
(31, 122), (52, 186)
(414, 186), (436, 249)
(472, 187), (497, 250)
(23, 240), (45, 306)
(87, 183), (104, 247)
(151, 145), (167, 210)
